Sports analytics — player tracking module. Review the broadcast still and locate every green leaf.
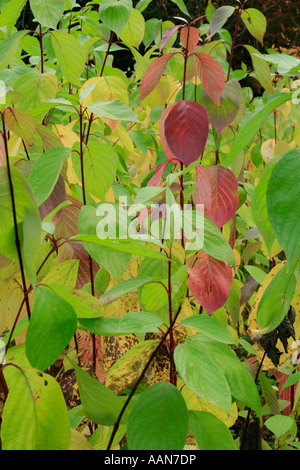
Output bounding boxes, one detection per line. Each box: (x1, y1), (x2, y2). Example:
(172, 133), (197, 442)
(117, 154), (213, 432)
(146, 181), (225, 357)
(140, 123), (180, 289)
(71, 235), (167, 262)
(2, 366), (71, 450)
(98, 276), (153, 306)
(120, 8), (145, 48)
(87, 99), (138, 122)
(72, 361), (124, 426)
(78, 204), (131, 281)
(30, 0), (65, 29)
(179, 315), (235, 344)
(25, 287), (77, 371)
(0, 30), (29, 71)
(267, 148), (300, 265)
(127, 382), (189, 450)
(241, 8), (267, 44)
(0, 0), (28, 31)
(44, 284), (103, 318)
(72, 141), (118, 201)
(11, 71), (58, 111)
(244, 45), (274, 95)
(203, 215), (235, 267)
(99, 0), (132, 36)
(28, 147), (71, 207)
(251, 154), (283, 256)
(4, 106), (37, 146)
(170, 0), (190, 17)
(244, 265), (267, 285)
(256, 261), (298, 332)
(78, 311), (162, 336)
(252, 53), (300, 74)
(223, 92), (293, 168)
(265, 415), (294, 437)
(0, 166), (41, 286)
(174, 340), (232, 413)
(189, 411), (236, 450)
(51, 31), (85, 86)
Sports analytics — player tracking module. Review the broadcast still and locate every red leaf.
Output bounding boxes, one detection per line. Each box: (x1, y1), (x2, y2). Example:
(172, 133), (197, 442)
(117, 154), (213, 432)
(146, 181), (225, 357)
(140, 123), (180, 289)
(159, 103), (180, 164)
(188, 252), (233, 314)
(147, 160), (170, 187)
(195, 164), (239, 228)
(160, 25), (182, 52)
(163, 100), (209, 166)
(139, 52), (177, 103)
(193, 52), (225, 106)
(278, 374), (296, 416)
(180, 26), (199, 53)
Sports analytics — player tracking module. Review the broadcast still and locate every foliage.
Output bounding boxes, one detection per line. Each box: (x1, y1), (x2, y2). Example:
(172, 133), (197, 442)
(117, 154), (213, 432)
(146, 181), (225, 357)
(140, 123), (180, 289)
(0, 0), (299, 451)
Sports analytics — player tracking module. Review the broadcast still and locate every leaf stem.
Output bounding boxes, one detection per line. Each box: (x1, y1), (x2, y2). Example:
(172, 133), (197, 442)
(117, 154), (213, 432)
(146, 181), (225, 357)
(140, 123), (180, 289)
(1, 111), (31, 320)
(106, 303), (183, 450)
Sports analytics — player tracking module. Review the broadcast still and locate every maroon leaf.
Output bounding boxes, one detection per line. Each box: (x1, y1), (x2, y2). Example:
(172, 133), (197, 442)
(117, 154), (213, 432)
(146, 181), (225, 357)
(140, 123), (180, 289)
(55, 196), (98, 289)
(139, 52), (177, 103)
(200, 79), (242, 135)
(180, 26), (199, 53)
(188, 252), (233, 314)
(39, 174), (66, 223)
(160, 25), (182, 52)
(195, 164), (239, 228)
(193, 52), (225, 106)
(159, 103), (181, 164)
(163, 100), (209, 166)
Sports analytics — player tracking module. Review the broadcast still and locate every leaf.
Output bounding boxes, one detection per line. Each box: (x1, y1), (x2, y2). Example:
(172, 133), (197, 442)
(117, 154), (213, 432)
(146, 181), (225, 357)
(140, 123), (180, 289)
(244, 45), (274, 95)
(72, 361), (124, 426)
(45, 284), (103, 318)
(265, 415), (294, 437)
(241, 8), (267, 44)
(72, 141), (118, 201)
(127, 382), (189, 450)
(200, 79), (242, 135)
(0, 0), (28, 31)
(244, 265), (267, 285)
(0, 166), (41, 286)
(266, 148), (300, 265)
(71, 236), (167, 264)
(180, 26), (199, 53)
(256, 260), (298, 333)
(159, 102), (180, 164)
(119, 8), (145, 48)
(180, 315), (235, 344)
(77, 204), (131, 281)
(194, 164), (239, 229)
(51, 31), (85, 86)
(170, 0), (190, 17)
(193, 52), (225, 106)
(105, 340), (158, 394)
(78, 311), (162, 336)
(189, 411), (236, 450)
(25, 287), (77, 371)
(185, 334), (262, 419)
(28, 147), (71, 207)
(30, 0), (65, 30)
(223, 92), (293, 168)
(0, 30), (29, 71)
(99, 0), (132, 36)
(251, 154), (282, 256)
(4, 107), (36, 146)
(163, 100), (209, 166)
(188, 252), (233, 314)
(174, 340), (232, 413)
(202, 214), (235, 266)
(2, 366), (71, 450)
(98, 276), (153, 306)
(139, 52), (177, 103)
(209, 5), (235, 38)
(253, 53), (300, 75)
(160, 25), (182, 52)
(11, 71), (58, 111)
(87, 99), (138, 122)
